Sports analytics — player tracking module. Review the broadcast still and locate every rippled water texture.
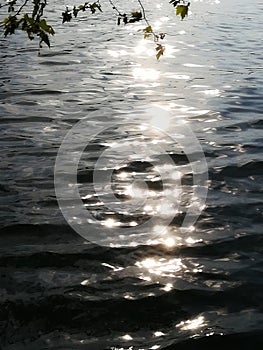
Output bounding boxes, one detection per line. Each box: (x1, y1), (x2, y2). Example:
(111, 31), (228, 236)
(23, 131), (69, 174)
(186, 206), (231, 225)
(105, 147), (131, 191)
(0, 0), (263, 349)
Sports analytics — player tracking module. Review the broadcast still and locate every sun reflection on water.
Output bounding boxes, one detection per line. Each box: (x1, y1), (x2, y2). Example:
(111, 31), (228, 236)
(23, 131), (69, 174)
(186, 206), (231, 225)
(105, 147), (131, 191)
(136, 257), (185, 279)
(132, 67), (160, 81)
(120, 334), (133, 341)
(176, 315), (206, 331)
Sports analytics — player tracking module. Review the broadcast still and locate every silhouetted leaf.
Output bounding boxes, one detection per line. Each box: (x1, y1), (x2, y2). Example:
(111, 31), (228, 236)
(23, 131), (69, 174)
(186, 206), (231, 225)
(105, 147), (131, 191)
(39, 19), (55, 35)
(39, 31), (50, 48)
(3, 15), (18, 36)
(129, 11), (142, 23)
(62, 9), (72, 23)
(176, 5), (189, 19)
(169, 0), (180, 7)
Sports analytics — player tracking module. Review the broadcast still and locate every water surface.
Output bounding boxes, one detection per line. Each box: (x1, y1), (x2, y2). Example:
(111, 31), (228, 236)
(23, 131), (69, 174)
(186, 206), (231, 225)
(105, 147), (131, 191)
(0, 0), (263, 349)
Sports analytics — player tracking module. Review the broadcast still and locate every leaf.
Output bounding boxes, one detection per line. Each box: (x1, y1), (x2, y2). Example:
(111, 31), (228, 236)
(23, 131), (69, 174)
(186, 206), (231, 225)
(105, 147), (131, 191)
(26, 30), (34, 40)
(123, 15), (128, 24)
(39, 31), (50, 48)
(130, 11), (142, 21)
(3, 17), (10, 25)
(3, 15), (18, 36)
(94, 3), (102, 12)
(39, 19), (55, 35)
(155, 44), (165, 60)
(90, 3), (102, 14)
(23, 14), (35, 25)
(176, 5), (189, 20)
(62, 10), (72, 23)
(142, 25), (153, 33)
(73, 6), (78, 17)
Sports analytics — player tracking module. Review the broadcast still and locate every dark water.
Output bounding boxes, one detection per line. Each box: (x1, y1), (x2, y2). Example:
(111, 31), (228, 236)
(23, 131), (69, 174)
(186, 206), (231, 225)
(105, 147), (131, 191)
(0, 0), (263, 349)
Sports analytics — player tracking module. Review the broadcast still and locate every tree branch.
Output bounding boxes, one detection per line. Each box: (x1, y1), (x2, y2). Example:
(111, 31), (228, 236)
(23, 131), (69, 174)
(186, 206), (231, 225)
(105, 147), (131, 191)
(108, 0), (122, 17)
(137, 0), (150, 27)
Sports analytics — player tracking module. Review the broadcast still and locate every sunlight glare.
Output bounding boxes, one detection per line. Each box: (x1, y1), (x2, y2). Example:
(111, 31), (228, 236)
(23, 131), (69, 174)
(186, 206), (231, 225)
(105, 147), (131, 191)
(116, 172), (128, 179)
(120, 334), (133, 341)
(162, 283), (173, 292)
(136, 257), (184, 276)
(103, 218), (120, 228)
(177, 316), (206, 331)
(164, 237), (176, 247)
(133, 67), (160, 81)
(185, 237), (203, 244)
(154, 331), (165, 337)
(80, 279), (89, 286)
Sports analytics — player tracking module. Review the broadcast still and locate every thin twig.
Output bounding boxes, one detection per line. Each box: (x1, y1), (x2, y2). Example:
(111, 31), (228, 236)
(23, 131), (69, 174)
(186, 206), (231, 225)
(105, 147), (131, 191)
(0, 0), (29, 29)
(15, 0), (29, 16)
(137, 0), (159, 40)
(108, 0), (122, 16)
(137, 0), (150, 27)
(0, 2), (13, 10)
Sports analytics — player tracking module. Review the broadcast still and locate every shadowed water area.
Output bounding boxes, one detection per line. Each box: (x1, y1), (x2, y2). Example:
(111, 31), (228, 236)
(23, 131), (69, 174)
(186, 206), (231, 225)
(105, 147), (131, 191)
(0, 0), (263, 349)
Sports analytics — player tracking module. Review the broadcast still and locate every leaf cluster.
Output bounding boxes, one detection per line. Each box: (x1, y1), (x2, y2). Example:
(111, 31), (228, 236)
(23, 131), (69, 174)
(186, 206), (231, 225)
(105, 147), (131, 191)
(62, 1), (102, 24)
(142, 25), (165, 40)
(141, 26), (166, 60)
(170, 0), (190, 19)
(3, 0), (55, 48)
(117, 11), (143, 26)
(1, 1), (191, 58)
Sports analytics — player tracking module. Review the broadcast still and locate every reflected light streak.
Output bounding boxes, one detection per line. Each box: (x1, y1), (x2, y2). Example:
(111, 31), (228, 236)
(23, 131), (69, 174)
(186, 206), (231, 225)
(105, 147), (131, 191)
(183, 63), (205, 68)
(80, 279), (89, 286)
(200, 89), (220, 96)
(185, 237), (203, 244)
(129, 221), (138, 227)
(107, 49), (129, 58)
(136, 257), (184, 277)
(116, 172), (129, 179)
(177, 316), (206, 331)
(144, 204), (154, 213)
(102, 218), (120, 228)
(133, 67), (160, 81)
(154, 331), (165, 337)
(162, 283), (173, 292)
(102, 263), (124, 272)
(120, 334), (133, 341)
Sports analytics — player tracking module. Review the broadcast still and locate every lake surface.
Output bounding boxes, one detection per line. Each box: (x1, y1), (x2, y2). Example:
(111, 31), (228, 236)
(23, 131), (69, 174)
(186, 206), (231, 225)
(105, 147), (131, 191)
(0, 0), (263, 349)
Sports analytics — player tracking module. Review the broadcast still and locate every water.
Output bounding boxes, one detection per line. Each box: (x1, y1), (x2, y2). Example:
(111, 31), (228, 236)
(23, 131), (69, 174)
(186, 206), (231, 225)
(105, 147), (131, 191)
(0, 0), (263, 348)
